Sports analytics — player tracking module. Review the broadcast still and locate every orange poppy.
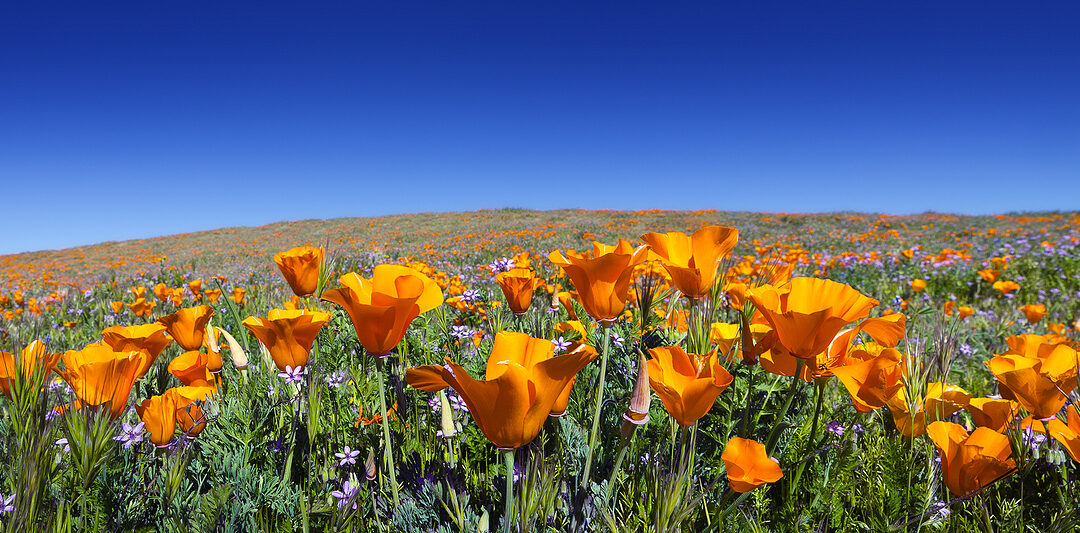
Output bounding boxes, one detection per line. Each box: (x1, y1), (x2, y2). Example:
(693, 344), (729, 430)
(647, 345), (733, 427)
(958, 306), (975, 319)
(1047, 406), (1080, 463)
(987, 354), (1069, 421)
(204, 288), (222, 303)
(548, 239), (647, 322)
(172, 386), (215, 437)
(137, 393), (178, 446)
(231, 288), (246, 305)
(721, 437), (783, 493)
(495, 268), (541, 315)
(1018, 304), (1046, 324)
(110, 301), (124, 314)
(886, 383), (971, 437)
(487, 332), (597, 416)
(128, 297), (156, 318)
(0, 340), (60, 399)
(909, 279), (927, 292)
(274, 245), (325, 297)
(167, 351), (216, 387)
(832, 347), (905, 412)
(926, 421), (1015, 497)
(101, 323), (172, 378)
(322, 265), (443, 357)
(405, 334), (598, 450)
(977, 268), (1000, 283)
(965, 398), (1020, 432)
(187, 280), (203, 299)
(992, 280), (1020, 295)
(557, 291), (579, 321)
(60, 342), (149, 420)
(640, 225), (739, 299)
(153, 283), (170, 302)
(242, 309), (332, 371)
(158, 305), (214, 351)
(747, 278), (879, 359)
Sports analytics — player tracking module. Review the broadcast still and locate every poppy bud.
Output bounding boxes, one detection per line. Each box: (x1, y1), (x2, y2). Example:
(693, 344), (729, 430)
(621, 352), (651, 437)
(216, 327), (249, 370)
(364, 449), (377, 481)
(439, 390), (457, 438)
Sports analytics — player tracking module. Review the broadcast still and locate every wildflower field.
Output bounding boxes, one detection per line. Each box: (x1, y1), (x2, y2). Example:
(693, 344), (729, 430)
(1, 208), (1079, 532)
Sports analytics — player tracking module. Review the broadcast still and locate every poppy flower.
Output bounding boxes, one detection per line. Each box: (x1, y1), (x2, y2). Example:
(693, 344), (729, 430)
(231, 288), (246, 305)
(482, 332), (597, 416)
(987, 354), (1069, 420)
(242, 309), (332, 371)
(405, 333), (598, 450)
(978, 268), (1000, 283)
(153, 283), (170, 302)
(322, 265), (443, 357)
(909, 279), (927, 292)
(204, 288), (222, 303)
(158, 306), (214, 351)
(172, 386), (214, 437)
(709, 322), (740, 360)
(557, 291), (579, 320)
(1018, 304), (1046, 324)
(274, 246), (325, 297)
(832, 347), (905, 412)
(724, 282), (749, 310)
(926, 421), (1016, 497)
(167, 351), (216, 387)
(992, 280), (1020, 295)
(187, 280), (203, 299)
(128, 298), (156, 318)
(886, 383), (971, 437)
(136, 393), (178, 446)
(965, 398), (1020, 432)
(747, 278), (879, 360)
(1047, 406), (1080, 463)
(495, 268), (541, 315)
(101, 323), (172, 379)
(60, 342), (150, 420)
(548, 239), (648, 322)
(640, 225), (739, 299)
(958, 306), (975, 319)
(647, 345), (733, 427)
(0, 340), (60, 399)
(721, 437), (783, 493)
(110, 301), (124, 314)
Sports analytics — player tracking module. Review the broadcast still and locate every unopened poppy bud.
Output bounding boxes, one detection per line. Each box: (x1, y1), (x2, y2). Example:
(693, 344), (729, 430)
(621, 352), (651, 437)
(439, 390), (457, 438)
(216, 327), (249, 370)
(365, 449), (376, 481)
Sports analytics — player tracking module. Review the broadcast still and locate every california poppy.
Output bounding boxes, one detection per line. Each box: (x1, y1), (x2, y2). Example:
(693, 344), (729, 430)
(322, 265), (443, 357)
(886, 383), (971, 437)
(926, 421), (1015, 497)
(60, 342), (149, 420)
(987, 354), (1069, 420)
(167, 351), (216, 387)
(172, 386), (214, 437)
(136, 393), (178, 446)
(242, 309), (332, 371)
(204, 288), (222, 303)
(965, 398), (1020, 432)
(909, 279), (927, 292)
(721, 437), (783, 493)
(158, 305), (214, 351)
(993, 280), (1020, 295)
(231, 288), (246, 305)
(978, 268), (1000, 283)
(128, 298), (156, 318)
(188, 280), (203, 299)
(832, 347), (905, 412)
(1018, 304), (1046, 324)
(647, 345), (733, 427)
(640, 225), (739, 299)
(0, 340), (60, 399)
(405, 333), (597, 450)
(484, 331), (596, 416)
(747, 278), (879, 359)
(274, 246), (325, 297)
(548, 239), (647, 322)
(1047, 406), (1080, 463)
(495, 268), (541, 315)
(101, 323), (172, 378)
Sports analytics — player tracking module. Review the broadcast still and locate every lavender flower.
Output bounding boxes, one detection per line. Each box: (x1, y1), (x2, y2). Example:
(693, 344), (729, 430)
(335, 445), (362, 467)
(55, 437), (70, 453)
(449, 393), (469, 412)
(460, 289), (481, 304)
(450, 325), (475, 340)
(113, 421), (145, 449)
(611, 332), (624, 349)
(553, 336), (571, 353)
(825, 421), (845, 437)
(331, 481), (359, 509)
(278, 365), (305, 385)
(324, 371), (347, 389)
(0, 493), (13, 513)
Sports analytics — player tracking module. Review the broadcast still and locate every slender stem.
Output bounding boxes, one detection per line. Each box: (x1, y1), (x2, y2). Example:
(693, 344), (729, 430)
(603, 433), (633, 505)
(788, 379), (827, 498)
(503, 449), (515, 533)
(764, 359), (806, 455)
(740, 365), (756, 438)
(376, 359), (401, 506)
(580, 325), (611, 489)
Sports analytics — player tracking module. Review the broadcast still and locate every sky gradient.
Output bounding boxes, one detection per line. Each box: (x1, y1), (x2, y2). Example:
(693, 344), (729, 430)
(2, 2), (1077, 254)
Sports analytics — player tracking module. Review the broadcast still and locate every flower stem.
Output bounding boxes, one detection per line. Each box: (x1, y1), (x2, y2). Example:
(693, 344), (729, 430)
(788, 378), (827, 498)
(580, 324), (611, 489)
(764, 359), (806, 455)
(740, 364), (757, 438)
(503, 449), (515, 533)
(603, 433), (633, 505)
(375, 358), (400, 506)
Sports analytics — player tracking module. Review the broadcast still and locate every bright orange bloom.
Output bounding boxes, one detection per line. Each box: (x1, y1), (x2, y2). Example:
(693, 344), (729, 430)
(242, 309), (332, 371)
(709, 322), (741, 360)
(187, 280), (203, 299)
(495, 268), (541, 315)
(274, 246), (325, 297)
(832, 347), (905, 412)
(640, 225), (739, 299)
(958, 306), (975, 319)
(172, 386), (214, 437)
(158, 305), (214, 351)
(0, 340), (60, 399)
(721, 437), (783, 493)
(136, 393), (178, 446)
(130, 286), (148, 299)
(909, 279), (927, 292)
(167, 351), (216, 387)
(128, 297), (156, 318)
(1047, 406), (1080, 463)
(153, 283), (170, 302)
(231, 288), (246, 305)
(204, 288), (222, 303)
(965, 398), (1020, 432)
(557, 291), (579, 321)
(647, 345), (733, 426)
(1018, 304), (1046, 324)
(747, 278), (878, 359)
(724, 282), (749, 310)
(406, 333), (597, 449)
(322, 265), (443, 357)
(110, 301), (124, 314)
(886, 383), (971, 437)
(483, 332), (597, 416)
(993, 280), (1020, 294)
(978, 268), (1001, 283)
(548, 239), (647, 322)
(101, 323), (172, 379)
(60, 342), (149, 420)
(926, 421), (1015, 497)
(987, 354), (1070, 420)
(943, 300), (956, 316)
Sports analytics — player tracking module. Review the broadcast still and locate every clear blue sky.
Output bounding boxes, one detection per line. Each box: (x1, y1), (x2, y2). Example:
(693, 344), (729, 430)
(2, 1), (1077, 254)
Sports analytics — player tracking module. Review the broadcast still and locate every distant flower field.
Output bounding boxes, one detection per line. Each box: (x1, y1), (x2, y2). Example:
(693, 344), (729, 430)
(0, 208), (1078, 532)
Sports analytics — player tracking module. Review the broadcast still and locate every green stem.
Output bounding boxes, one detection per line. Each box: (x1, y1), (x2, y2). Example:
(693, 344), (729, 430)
(740, 365), (756, 438)
(376, 359), (401, 506)
(580, 325), (611, 489)
(503, 450), (515, 533)
(788, 379), (827, 498)
(764, 359), (806, 455)
(603, 433), (634, 505)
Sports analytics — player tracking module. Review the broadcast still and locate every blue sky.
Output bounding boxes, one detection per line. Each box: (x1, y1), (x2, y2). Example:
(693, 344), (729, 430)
(1, 2), (1077, 254)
